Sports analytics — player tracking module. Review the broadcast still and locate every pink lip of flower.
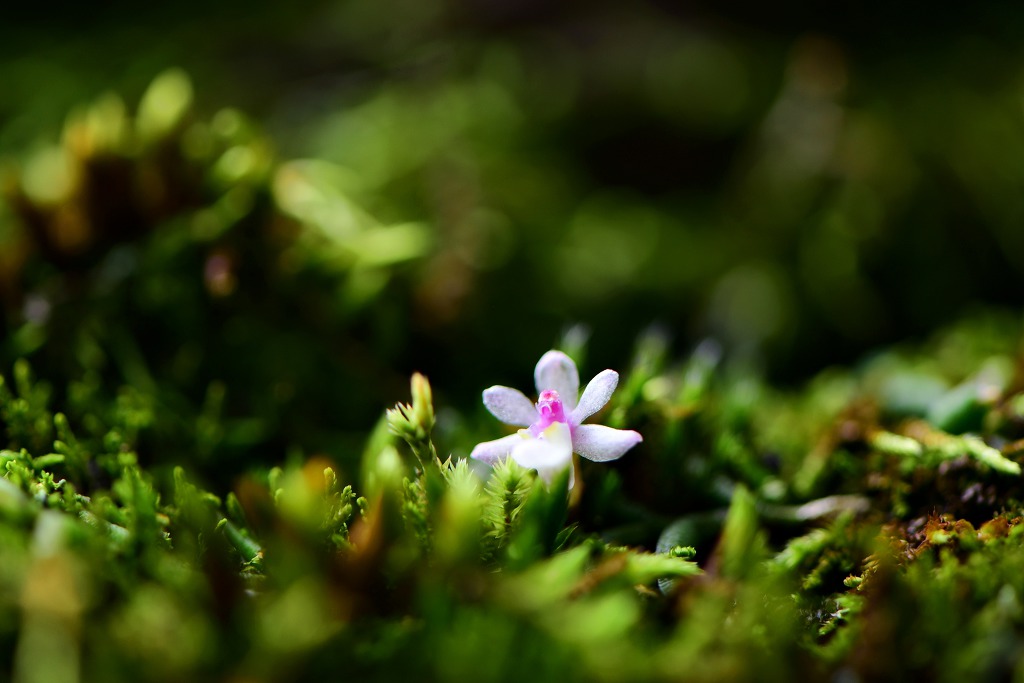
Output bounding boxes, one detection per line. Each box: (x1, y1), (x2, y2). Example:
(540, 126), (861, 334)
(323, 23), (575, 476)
(470, 350), (643, 488)
(529, 389), (567, 436)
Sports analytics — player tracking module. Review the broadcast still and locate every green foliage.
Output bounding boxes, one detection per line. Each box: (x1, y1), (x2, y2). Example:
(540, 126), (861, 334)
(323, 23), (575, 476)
(387, 372), (438, 471)
(482, 457), (533, 558)
(2, 305), (1022, 681)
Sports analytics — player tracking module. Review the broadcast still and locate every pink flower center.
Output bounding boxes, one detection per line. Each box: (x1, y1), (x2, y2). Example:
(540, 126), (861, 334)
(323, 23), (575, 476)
(529, 390), (567, 436)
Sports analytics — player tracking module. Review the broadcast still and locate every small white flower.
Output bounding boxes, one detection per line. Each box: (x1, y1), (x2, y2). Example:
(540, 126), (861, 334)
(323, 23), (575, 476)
(470, 350), (642, 488)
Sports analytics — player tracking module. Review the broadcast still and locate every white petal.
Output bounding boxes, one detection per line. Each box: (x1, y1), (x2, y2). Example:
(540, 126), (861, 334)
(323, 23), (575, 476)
(534, 350), (579, 410)
(512, 437), (573, 487)
(572, 424), (642, 462)
(470, 433), (523, 465)
(571, 369), (619, 425)
(483, 386), (537, 426)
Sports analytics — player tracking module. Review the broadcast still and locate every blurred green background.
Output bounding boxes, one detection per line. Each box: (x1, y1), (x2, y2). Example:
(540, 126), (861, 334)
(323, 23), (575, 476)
(3, 0), (1024, 482)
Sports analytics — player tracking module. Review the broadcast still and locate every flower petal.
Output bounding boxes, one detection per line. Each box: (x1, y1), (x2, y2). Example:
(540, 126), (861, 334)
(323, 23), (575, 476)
(534, 350), (579, 411)
(571, 369), (619, 425)
(470, 434), (523, 465)
(483, 385), (537, 426)
(511, 437), (570, 471)
(512, 425), (573, 486)
(572, 424), (642, 462)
